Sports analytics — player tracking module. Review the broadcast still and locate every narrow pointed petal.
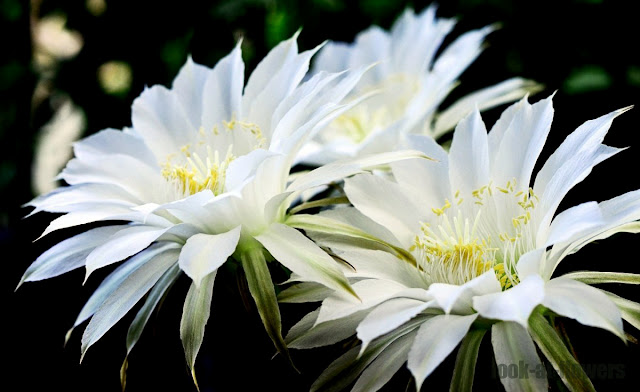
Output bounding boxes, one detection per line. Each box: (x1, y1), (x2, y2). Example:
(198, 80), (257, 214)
(255, 223), (355, 298)
(201, 43), (244, 130)
(81, 247), (179, 360)
(448, 109), (490, 195)
(344, 173), (426, 248)
(68, 243), (179, 341)
(180, 271), (216, 390)
(285, 308), (367, 350)
(407, 314), (478, 391)
(18, 226), (125, 288)
(433, 78), (541, 137)
(351, 331), (416, 392)
(357, 297), (430, 353)
(543, 278), (624, 339)
(84, 225), (173, 280)
(287, 150), (431, 192)
(491, 321), (548, 392)
(473, 275), (544, 327)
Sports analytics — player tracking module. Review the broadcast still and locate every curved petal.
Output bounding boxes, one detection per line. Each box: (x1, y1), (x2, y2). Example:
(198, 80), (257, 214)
(201, 42), (244, 130)
(344, 173), (426, 248)
(491, 95), (554, 191)
(255, 223), (355, 298)
(81, 247), (179, 360)
(543, 278), (624, 339)
(84, 225), (174, 280)
(407, 313), (478, 391)
(315, 279), (407, 325)
(491, 321), (548, 392)
(357, 297), (431, 353)
(19, 226), (125, 287)
(178, 226), (241, 287)
(171, 56), (211, 127)
(473, 275), (545, 327)
(448, 109), (490, 194)
(131, 84), (198, 159)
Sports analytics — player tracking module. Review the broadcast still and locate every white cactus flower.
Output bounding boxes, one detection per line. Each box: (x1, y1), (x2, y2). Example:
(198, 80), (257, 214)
(20, 32), (426, 385)
(297, 5), (540, 166)
(283, 96), (640, 392)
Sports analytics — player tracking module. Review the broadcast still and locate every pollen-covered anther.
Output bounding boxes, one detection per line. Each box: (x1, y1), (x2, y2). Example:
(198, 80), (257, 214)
(162, 144), (235, 197)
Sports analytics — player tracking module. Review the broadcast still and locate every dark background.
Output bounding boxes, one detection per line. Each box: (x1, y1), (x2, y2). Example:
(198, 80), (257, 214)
(2, 0), (640, 391)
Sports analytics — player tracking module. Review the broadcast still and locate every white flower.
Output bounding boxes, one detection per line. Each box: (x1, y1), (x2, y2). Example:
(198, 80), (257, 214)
(282, 96), (640, 391)
(297, 5), (540, 166)
(20, 33), (426, 383)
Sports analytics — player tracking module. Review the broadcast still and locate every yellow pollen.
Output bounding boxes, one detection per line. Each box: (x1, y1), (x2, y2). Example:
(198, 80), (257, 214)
(162, 144), (234, 196)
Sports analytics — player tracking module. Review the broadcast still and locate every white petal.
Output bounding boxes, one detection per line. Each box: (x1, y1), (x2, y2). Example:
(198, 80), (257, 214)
(27, 183), (139, 216)
(357, 297), (430, 353)
(287, 149), (429, 192)
(70, 243), (179, 331)
(60, 154), (163, 202)
(433, 78), (540, 137)
(407, 314), (478, 391)
(246, 38), (319, 135)
(201, 42), (244, 129)
(285, 308), (367, 349)
(393, 134), (451, 207)
(544, 201), (603, 246)
(224, 148), (275, 191)
(316, 279), (407, 325)
(19, 226), (125, 287)
(255, 223), (354, 297)
(180, 270), (216, 383)
(38, 205), (142, 239)
(448, 109), (490, 194)
(351, 329), (416, 392)
(73, 128), (157, 166)
(171, 56), (211, 128)
(391, 6), (453, 75)
(534, 106), (631, 198)
(242, 32), (301, 114)
(178, 227), (241, 287)
(429, 270), (502, 314)
(515, 249), (545, 279)
(311, 41), (351, 74)
(491, 95), (554, 190)
(344, 173), (426, 248)
(473, 275), (545, 327)
(543, 278), (624, 339)
(341, 249), (423, 287)
(491, 321), (548, 392)
(487, 98), (526, 162)
(318, 207), (402, 248)
(84, 225), (173, 279)
(347, 26), (391, 85)
(131, 84), (198, 159)
(430, 25), (493, 88)
(81, 246), (179, 359)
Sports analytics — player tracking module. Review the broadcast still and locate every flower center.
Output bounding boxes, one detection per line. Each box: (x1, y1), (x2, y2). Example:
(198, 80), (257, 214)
(161, 119), (265, 197)
(162, 144), (234, 197)
(329, 73), (420, 143)
(413, 180), (538, 290)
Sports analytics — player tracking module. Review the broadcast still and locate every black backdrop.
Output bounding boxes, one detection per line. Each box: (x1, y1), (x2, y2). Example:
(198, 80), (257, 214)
(3, 1), (640, 391)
